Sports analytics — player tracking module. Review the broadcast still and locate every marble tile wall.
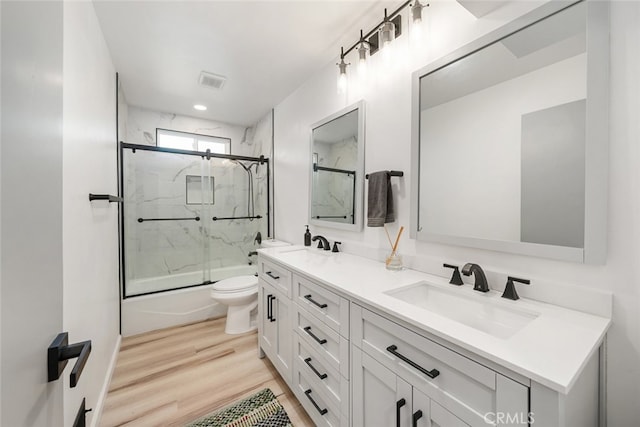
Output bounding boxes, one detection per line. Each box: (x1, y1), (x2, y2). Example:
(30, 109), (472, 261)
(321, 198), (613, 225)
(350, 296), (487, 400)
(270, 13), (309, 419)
(123, 107), (272, 292)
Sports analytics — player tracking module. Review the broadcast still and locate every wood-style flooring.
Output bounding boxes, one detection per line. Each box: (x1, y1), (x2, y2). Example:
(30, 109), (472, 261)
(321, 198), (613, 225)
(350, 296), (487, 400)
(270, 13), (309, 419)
(100, 317), (313, 427)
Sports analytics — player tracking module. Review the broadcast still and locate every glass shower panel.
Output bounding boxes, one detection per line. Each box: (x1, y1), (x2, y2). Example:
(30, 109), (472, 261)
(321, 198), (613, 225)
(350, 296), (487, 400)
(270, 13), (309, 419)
(123, 148), (208, 296)
(205, 157), (268, 279)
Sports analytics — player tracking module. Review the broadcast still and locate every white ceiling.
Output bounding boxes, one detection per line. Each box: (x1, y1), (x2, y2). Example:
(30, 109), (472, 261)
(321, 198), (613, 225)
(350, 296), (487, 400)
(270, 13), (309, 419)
(93, 1), (392, 127)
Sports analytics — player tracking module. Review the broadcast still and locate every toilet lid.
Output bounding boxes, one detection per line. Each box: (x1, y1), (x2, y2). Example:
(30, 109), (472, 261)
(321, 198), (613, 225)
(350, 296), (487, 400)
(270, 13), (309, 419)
(212, 275), (258, 293)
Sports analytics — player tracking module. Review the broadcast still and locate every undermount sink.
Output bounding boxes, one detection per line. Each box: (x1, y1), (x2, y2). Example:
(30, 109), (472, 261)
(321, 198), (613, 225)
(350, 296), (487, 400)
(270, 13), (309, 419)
(385, 281), (539, 339)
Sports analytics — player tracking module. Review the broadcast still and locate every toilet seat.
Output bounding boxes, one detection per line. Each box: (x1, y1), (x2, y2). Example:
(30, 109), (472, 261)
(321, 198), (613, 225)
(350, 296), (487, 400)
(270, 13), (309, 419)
(212, 275), (258, 293)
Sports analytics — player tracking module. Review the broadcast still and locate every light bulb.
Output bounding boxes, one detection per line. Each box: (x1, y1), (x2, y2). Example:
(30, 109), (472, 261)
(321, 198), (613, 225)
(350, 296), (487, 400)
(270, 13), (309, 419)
(337, 72), (347, 94)
(357, 43), (368, 77)
(380, 20), (395, 48)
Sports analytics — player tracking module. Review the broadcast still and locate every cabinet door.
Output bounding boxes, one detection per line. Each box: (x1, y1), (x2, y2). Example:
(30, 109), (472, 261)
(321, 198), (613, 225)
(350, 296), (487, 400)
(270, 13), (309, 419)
(259, 282), (277, 360)
(352, 346), (412, 427)
(272, 290), (293, 383)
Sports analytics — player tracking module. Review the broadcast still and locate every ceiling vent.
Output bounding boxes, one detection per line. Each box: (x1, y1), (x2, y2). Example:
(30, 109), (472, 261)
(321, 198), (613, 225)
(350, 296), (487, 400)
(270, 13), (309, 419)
(199, 71), (226, 90)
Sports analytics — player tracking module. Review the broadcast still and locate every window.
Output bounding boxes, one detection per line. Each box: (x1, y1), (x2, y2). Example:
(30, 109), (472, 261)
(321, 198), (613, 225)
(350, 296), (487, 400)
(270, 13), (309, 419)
(156, 128), (230, 154)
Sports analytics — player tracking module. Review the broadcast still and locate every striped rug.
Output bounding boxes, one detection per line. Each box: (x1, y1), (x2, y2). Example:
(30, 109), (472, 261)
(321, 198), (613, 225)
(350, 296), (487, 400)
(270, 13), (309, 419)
(186, 388), (293, 427)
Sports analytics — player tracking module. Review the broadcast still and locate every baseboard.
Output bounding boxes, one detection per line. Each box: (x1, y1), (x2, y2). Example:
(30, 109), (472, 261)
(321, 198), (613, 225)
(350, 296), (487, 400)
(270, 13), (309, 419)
(91, 334), (122, 427)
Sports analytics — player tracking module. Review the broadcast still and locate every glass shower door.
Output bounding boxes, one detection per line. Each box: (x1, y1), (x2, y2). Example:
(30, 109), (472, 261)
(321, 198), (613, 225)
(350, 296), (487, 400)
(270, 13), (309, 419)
(122, 147), (208, 297)
(204, 157), (268, 281)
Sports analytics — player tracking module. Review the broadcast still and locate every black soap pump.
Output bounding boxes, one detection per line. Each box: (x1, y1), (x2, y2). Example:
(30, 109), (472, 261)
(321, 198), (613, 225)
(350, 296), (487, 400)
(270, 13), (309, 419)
(304, 225), (311, 246)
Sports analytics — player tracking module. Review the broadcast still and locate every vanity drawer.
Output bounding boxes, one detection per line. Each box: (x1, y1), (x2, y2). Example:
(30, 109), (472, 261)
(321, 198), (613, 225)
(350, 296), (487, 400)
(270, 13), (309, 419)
(293, 273), (349, 337)
(294, 334), (349, 417)
(351, 305), (497, 426)
(292, 362), (348, 427)
(258, 258), (292, 298)
(295, 305), (349, 379)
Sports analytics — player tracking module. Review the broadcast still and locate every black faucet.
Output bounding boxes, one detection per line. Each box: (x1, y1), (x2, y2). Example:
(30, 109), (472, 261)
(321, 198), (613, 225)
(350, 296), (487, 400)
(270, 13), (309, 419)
(311, 235), (331, 251)
(248, 251), (258, 257)
(461, 263), (490, 292)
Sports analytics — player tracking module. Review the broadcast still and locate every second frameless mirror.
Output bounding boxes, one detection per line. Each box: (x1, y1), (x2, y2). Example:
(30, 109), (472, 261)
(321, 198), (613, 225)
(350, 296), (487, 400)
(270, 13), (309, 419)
(310, 101), (365, 231)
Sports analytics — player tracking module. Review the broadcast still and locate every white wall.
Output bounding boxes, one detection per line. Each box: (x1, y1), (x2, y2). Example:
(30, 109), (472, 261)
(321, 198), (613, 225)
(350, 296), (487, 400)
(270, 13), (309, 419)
(62, 3), (120, 426)
(274, 2), (640, 425)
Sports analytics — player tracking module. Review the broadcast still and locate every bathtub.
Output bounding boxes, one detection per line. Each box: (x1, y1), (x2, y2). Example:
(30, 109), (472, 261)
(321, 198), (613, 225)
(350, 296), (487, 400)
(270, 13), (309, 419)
(122, 264), (256, 336)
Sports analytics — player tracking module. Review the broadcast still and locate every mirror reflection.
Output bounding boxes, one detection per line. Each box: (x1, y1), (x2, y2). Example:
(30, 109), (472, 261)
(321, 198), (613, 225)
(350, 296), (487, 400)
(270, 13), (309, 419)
(310, 103), (364, 230)
(417, 2), (587, 249)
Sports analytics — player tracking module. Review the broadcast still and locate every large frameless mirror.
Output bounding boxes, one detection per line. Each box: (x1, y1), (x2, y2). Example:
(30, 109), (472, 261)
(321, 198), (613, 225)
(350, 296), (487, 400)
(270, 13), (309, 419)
(310, 101), (365, 231)
(410, 0), (609, 263)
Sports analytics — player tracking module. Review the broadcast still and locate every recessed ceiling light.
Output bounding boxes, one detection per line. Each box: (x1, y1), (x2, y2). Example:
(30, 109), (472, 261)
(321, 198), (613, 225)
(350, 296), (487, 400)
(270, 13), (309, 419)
(194, 104), (207, 111)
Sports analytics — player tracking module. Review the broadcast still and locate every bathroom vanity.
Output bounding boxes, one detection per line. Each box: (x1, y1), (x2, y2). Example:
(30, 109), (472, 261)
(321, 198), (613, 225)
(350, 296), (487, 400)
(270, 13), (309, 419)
(257, 247), (610, 427)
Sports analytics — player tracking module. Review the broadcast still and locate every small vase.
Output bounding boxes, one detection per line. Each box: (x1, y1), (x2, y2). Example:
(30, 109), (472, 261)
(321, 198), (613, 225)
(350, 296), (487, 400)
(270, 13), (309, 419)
(385, 252), (403, 271)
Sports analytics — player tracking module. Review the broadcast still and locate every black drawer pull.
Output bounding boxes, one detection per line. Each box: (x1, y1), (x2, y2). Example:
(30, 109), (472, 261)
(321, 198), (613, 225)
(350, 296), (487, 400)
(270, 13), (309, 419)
(266, 271), (280, 280)
(304, 326), (327, 345)
(266, 294), (273, 320)
(269, 295), (276, 322)
(304, 389), (328, 415)
(396, 398), (406, 427)
(304, 357), (328, 380)
(304, 294), (328, 309)
(386, 345), (440, 379)
(413, 410), (423, 427)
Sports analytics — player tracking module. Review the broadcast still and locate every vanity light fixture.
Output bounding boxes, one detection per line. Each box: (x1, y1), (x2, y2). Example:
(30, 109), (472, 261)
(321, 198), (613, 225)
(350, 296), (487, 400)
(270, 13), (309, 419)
(356, 30), (370, 76)
(379, 9), (396, 49)
(337, 47), (350, 94)
(193, 104), (207, 111)
(411, 0), (425, 24)
(335, 1), (429, 91)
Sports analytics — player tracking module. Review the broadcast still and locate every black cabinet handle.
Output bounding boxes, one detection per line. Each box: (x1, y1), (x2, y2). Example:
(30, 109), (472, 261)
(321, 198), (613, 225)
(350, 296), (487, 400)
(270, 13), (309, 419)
(396, 398), (406, 427)
(304, 389), (328, 415)
(266, 271), (280, 280)
(304, 357), (328, 380)
(266, 294), (273, 321)
(304, 294), (328, 309)
(412, 410), (423, 427)
(386, 345), (440, 379)
(304, 326), (327, 345)
(269, 295), (276, 322)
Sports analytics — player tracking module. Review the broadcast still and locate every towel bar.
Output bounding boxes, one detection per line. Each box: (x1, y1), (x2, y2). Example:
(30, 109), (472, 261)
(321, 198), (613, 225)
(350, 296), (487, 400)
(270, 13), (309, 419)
(365, 170), (403, 179)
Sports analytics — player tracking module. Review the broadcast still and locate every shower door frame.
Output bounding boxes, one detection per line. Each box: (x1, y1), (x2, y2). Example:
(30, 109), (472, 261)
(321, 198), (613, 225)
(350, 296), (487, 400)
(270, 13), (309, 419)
(118, 141), (271, 299)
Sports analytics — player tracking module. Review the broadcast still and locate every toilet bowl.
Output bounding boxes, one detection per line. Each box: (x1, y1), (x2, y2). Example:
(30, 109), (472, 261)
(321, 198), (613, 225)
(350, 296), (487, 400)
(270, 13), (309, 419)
(211, 239), (291, 334)
(211, 275), (259, 334)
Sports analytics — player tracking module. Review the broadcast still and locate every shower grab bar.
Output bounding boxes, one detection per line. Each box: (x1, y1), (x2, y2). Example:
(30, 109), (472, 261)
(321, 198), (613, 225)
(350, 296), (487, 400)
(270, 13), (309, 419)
(89, 193), (123, 203)
(212, 215), (262, 221)
(314, 215), (347, 219)
(137, 217), (200, 223)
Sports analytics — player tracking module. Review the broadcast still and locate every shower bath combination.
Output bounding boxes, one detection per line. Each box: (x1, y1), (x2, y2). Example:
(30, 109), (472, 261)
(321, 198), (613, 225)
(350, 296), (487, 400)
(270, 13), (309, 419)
(120, 142), (271, 298)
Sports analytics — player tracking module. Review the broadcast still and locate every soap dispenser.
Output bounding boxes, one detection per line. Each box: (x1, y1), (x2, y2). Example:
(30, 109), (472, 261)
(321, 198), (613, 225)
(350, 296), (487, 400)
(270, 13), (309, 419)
(304, 225), (311, 246)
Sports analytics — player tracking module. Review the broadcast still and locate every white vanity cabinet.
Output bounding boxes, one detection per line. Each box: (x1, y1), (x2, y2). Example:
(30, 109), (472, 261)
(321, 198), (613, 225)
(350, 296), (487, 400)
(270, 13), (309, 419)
(353, 346), (473, 427)
(258, 257), (293, 384)
(258, 259), (351, 426)
(351, 304), (529, 427)
(291, 273), (350, 427)
(258, 251), (606, 427)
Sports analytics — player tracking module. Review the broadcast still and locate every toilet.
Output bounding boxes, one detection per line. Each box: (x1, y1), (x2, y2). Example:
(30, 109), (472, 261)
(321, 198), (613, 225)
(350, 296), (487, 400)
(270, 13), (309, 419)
(211, 239), (290, 334)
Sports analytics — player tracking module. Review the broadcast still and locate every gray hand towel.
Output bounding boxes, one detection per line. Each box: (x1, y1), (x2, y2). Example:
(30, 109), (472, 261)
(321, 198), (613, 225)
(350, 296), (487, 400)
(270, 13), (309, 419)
(367, 171), (395, 227)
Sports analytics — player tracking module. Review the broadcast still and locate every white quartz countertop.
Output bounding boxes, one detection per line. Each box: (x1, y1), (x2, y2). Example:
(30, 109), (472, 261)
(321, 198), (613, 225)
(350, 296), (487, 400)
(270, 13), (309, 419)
(258, 246), (611, 394)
